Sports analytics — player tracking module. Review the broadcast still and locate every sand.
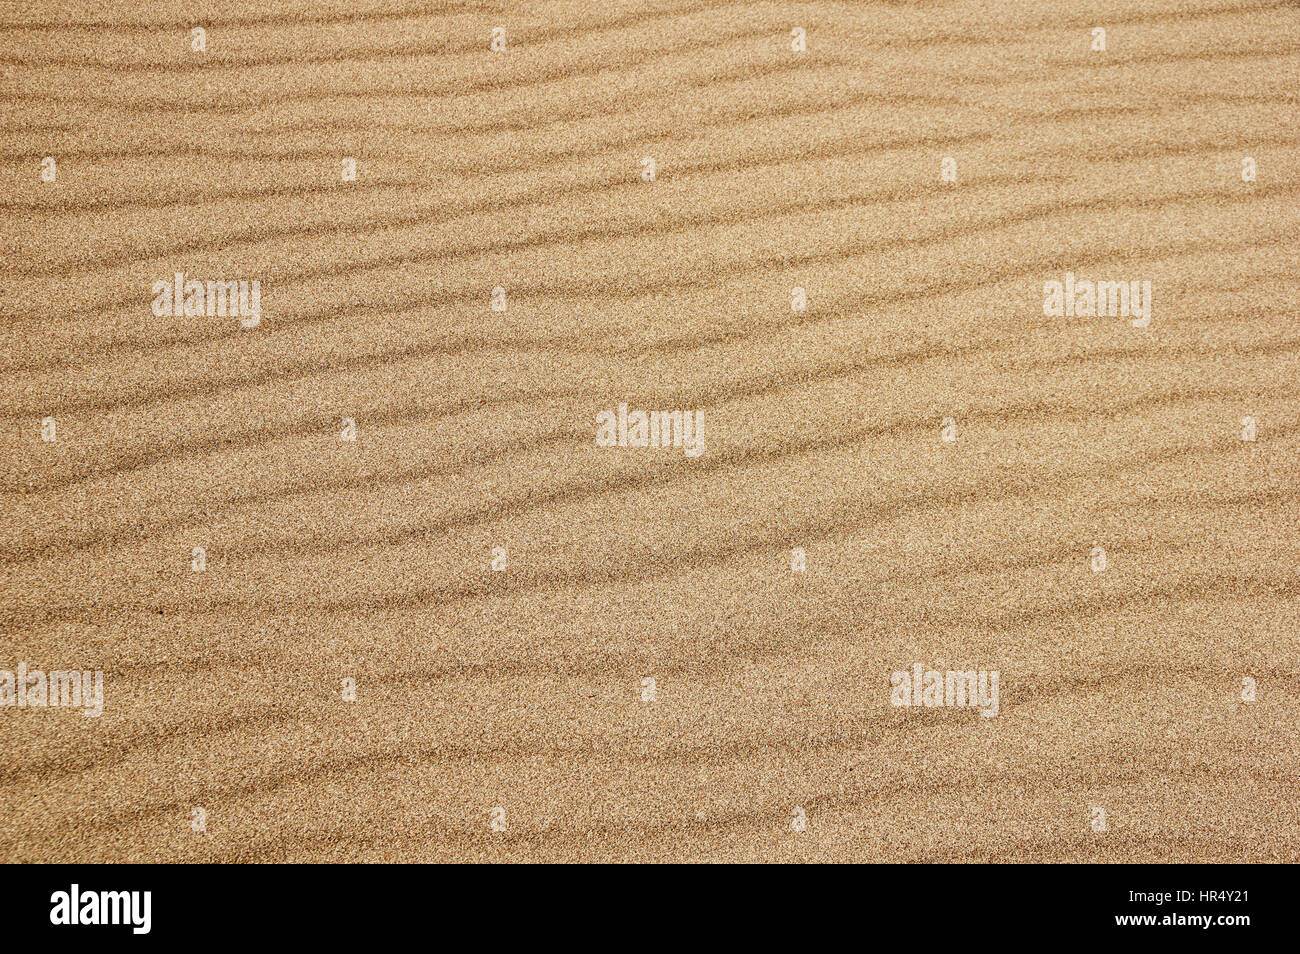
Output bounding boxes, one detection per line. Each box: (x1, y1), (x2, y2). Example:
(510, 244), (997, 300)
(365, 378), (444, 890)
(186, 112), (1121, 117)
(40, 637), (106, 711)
(0, 0), (1297, 863)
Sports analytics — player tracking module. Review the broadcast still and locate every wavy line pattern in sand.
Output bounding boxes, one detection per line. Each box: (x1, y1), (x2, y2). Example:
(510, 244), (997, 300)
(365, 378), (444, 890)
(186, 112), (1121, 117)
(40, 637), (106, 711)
(1, 0), (1298, 864)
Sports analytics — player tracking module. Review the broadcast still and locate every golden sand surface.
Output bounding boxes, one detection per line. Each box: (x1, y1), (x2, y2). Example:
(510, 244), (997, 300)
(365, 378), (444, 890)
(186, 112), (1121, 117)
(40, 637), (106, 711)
(0, 0), (1297, 863)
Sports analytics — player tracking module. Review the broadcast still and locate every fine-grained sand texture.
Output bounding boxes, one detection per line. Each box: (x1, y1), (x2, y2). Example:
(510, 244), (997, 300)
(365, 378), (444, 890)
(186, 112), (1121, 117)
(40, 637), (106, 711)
(1, 0), (1298, 863)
